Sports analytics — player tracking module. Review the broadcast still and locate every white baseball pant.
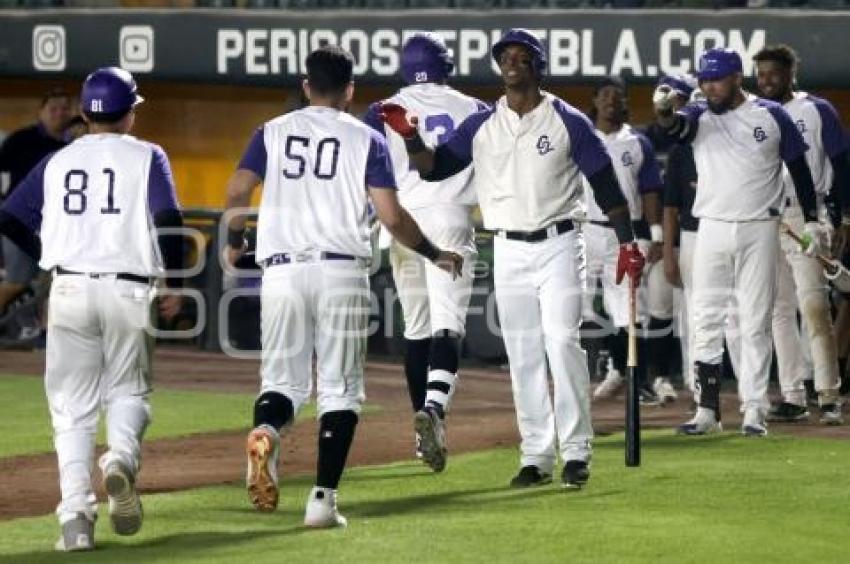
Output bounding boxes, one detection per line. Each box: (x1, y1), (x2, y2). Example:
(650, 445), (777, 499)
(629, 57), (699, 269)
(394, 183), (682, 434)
(772, 208), (841, 405)
(494, 229), (592, 472)
(259, 260), (369, 418)
(47, 273), (153, 524)
(582, 222), (648, 329)
(691, 218), (779, 412)
(389, 204), (475, 340)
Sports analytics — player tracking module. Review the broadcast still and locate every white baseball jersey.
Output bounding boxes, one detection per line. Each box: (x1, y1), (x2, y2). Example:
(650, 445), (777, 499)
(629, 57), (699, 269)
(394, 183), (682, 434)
(425, 92), (611, 232)
(679, 95), (808, 221)
(238, 106), (396, 261)
(1, 133), (179, 276)
(582, 124), (663, 222)
(363, 83), (485, 210)
(781, 92), (847, 202)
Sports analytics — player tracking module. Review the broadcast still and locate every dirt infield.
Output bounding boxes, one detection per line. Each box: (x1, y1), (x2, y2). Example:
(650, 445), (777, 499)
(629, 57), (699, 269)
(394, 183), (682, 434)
(1, 346), (847, 521)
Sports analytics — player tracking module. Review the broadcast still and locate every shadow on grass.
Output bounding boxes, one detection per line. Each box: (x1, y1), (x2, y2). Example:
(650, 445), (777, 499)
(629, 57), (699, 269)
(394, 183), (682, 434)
(595, 432), (740, 450)
(0, 529), (295, 564)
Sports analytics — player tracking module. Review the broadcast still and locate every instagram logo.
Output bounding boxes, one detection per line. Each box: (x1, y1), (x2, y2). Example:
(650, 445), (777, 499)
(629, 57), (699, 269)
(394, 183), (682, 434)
(32, 25), (66, 72)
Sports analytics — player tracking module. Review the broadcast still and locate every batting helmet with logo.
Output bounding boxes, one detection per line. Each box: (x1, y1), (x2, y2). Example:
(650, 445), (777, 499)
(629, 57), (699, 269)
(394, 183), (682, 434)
(81, 67), (144, 116)
(401, 32), (454, 85)
(696, 48), (743, 81)
(491, 28), (547, 76)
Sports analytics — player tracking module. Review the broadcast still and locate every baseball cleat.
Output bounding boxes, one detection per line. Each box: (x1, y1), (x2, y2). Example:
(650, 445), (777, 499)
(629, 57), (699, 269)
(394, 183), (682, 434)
(55, 512), (95, 552)
(653, 377), (678, 405)
(413, 407), (447, 473)
(246, 424), (280, 512)
(593, 369), (624, 400)
(741, 408), (768, 437)
(676, 408), (722, 435)
(103, 460), (143, 536)
(509, 465), (552, 488)
(561, 460), (590, 490)
(766, 401), (809, 423)
(639, 384), (661, 407)
(304, 486), (347, 528)
(819, 404), (844, 426)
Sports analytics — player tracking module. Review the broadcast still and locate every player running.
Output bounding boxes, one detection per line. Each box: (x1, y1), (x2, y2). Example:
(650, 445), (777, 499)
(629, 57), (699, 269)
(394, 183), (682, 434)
(224, 46), (461, 528)
(363, 32), (486, 472)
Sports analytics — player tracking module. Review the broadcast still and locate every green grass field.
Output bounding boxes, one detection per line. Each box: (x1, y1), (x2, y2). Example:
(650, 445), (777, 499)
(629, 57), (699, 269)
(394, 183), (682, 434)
(0, 432), (848, 563)
(0, 375), (309, 458)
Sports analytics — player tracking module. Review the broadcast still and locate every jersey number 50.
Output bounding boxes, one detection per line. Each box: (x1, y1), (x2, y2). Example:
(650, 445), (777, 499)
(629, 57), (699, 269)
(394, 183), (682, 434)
(63, 169), (121, 215)
(283, 136), (340, 180)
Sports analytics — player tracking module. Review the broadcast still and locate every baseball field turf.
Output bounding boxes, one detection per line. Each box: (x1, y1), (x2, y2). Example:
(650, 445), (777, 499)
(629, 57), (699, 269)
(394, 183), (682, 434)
(1, 417), (848, 562)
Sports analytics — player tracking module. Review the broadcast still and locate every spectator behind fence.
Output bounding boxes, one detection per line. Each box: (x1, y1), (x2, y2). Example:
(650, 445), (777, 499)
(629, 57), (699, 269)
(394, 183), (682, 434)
(0, 88), (70, 337)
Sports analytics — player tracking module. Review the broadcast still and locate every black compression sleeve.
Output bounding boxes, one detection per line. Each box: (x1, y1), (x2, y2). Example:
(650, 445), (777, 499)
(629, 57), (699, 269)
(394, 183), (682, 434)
(420, 145), (470, 182)
(786, 155), (819, 223)
(0, 211), (40, 260)
(153, 209), (185, 288)
(587, 163), (628, 213)
(829, 150), (850, 216)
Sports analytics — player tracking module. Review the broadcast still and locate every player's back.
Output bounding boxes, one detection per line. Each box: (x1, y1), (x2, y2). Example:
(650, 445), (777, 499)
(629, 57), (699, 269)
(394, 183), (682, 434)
(379, 83), (483, 209)
(258, 107), (380, 260)
(40, 133), (163, 276)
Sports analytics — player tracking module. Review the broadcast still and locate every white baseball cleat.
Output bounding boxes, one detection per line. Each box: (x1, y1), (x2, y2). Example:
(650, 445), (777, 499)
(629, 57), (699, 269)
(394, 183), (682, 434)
(819, 403), (844, 426)
(55, 512), (95, 552)
(103, 460), (143, 536)
(593, 369), (624, 400)
(653, 377), (678, 405)
(246, 424), (280, 512)
(676, 407), (722, 435)
(304, 486), (347, 528)
(741, 408), (768, 437)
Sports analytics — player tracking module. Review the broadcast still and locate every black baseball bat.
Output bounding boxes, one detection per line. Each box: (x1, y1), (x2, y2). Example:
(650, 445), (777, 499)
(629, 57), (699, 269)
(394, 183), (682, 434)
(626, 273), (640, 467)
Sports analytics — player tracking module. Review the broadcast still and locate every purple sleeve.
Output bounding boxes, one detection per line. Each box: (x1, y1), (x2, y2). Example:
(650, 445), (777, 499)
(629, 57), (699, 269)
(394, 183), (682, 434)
(440, 108), (492, 165)
(636, 134), (663, 193)
(553, 99), (611, 178)
(766, 103), (809, 163)
(147, 145), (180, 216)
(237, 127), (267, 178)
(811, 96), (848, 158)
(366, 131), (397, 189)
(1, 153), (48, 232)
(362, 103), (386, 137)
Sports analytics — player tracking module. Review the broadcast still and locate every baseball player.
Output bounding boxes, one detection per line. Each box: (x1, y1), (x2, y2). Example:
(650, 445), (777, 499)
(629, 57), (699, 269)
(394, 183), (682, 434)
(752, 44), (850, 425)
(660, 76), (701, 407)
(224, 46), (461, 528)
(581, 76), (665, 407)
(363, 32), (485, 472)
(0, 67), (184, 551)
(654, 48), (819, 437)
(380, 29), (644, 489)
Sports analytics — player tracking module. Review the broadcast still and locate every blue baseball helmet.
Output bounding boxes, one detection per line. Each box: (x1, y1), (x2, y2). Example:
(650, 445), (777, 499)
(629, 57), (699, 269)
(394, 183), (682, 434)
(696, 48), (743, 81)
(81, 67), (143, 115)
(401, 32), (454, 85)
(658, 74), (697, 98)
(491, 28), (546, 75)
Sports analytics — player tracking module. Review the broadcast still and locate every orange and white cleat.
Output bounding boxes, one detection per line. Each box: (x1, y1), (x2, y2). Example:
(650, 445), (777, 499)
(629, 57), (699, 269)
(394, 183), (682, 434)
(245, 424), (280, 512)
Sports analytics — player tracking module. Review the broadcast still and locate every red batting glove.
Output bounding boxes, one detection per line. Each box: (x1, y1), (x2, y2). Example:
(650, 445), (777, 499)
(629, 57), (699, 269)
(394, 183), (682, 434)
(616, 242), (645, 286)
(379, 102), (419, 139)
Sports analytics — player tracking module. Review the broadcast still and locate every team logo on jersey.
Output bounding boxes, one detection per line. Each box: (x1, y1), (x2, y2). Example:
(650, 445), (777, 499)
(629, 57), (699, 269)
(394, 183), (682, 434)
(621, 151), (634, 167)
(753, 126), (768, 143)
(536, 135), (554, 155)
(796, 119), (807, 134)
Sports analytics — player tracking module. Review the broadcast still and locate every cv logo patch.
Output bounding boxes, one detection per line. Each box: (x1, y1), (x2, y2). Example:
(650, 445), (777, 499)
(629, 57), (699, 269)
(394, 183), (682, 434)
(753, 126), (768, 143)
(536, 135), (554, 155)
(796, 119), (807, 134)
(621, 151), (634, 167)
